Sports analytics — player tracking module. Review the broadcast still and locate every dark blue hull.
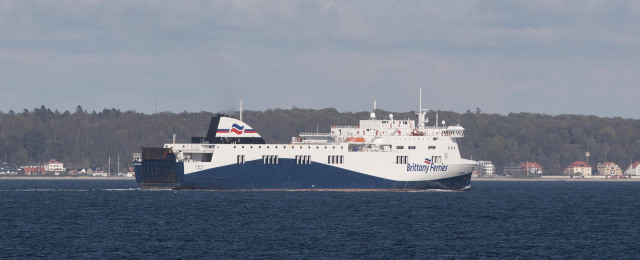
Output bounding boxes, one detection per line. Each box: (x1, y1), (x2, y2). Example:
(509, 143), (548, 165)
(135, 159), (472, 191)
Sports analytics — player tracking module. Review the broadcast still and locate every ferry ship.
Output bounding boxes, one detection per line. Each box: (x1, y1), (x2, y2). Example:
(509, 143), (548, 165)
(134, 90), (477, 190)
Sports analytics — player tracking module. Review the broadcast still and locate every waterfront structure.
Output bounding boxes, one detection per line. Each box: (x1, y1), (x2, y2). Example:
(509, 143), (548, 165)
(625, 162), (640, 176)
(564, 161), (592, 176)
(44, 159), (66, 174)
(503, 162), (523, 176)
(0, 164), (18, 175)
(502, 162), (543, 176)
(521, 162), (544, 175)
(21, 164), (45, 175)
(597, 162), (622, 176)
(475, 161), (496, 176)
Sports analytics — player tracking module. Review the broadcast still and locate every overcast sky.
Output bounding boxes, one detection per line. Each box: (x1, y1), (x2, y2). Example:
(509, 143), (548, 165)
(1, 1), (639, 118)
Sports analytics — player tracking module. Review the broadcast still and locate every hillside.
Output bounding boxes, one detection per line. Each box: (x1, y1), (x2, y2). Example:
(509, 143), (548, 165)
(0, 106), (638, 174)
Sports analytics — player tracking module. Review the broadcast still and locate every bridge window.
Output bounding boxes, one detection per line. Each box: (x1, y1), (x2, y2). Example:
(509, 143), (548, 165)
(408, 146), (416, 149)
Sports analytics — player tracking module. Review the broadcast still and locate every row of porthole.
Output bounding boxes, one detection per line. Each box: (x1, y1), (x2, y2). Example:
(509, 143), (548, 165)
(233, 145), (344, 149)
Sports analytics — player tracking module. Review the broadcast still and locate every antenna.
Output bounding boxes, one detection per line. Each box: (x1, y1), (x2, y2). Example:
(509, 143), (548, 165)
(419, 88), (422, 112)
(370, 100), (377, 119)
(240, 97), (243, 122)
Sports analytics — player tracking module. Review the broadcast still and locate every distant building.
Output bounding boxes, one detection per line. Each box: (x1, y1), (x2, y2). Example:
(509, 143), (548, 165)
(93, 171), (108, 177)
(0, 164), (18, 175)
(21, 164), (45, 175)
(475, 161), (496, 176)
(626, 162), (640, 176)
(503, 163), (523, 176)
(564, 161), (592, 176)
(521, 162), (544, 175)
(502, 162), (543, 176)
(44, 160), (66, 174)
(597, 162), (622, 176)
(126, 167), (135, 178)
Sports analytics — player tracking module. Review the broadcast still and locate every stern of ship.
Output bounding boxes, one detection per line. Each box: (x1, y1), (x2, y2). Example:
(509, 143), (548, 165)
(134, 148), (184, 189)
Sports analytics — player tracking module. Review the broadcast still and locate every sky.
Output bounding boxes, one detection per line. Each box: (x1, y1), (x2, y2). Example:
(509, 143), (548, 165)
(1, 0), (639, 118)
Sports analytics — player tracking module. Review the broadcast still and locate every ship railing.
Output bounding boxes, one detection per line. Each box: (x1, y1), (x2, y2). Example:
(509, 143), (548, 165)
(291, 137), (336, 144)
(332, 125), (359, 129)
(299, 132), (333, 136)
(420, 126), (449, 130)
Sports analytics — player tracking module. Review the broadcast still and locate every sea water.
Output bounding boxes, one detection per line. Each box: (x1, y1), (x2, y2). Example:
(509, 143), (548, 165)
(1, 179), (639, 259)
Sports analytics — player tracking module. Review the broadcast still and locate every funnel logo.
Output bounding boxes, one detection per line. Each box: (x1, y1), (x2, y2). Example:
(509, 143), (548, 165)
(424, 158), (432, 164)
(217, 124), (256, 135)
(230, 124), (245, 134)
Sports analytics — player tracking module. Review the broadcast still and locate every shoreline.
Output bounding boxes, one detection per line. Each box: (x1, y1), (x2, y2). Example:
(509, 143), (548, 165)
(473, 177), (640, 182)
(2, 176), (639, 182)
(0, 176), (135, 180)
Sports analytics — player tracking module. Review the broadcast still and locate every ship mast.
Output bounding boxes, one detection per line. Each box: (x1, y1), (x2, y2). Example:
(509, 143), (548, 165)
(417, 88), (427, 128)
(239, 97), (243, 122)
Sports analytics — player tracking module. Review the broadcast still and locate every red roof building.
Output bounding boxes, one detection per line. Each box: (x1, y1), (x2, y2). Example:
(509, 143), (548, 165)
(21, 165), (45, 175)
(564, 161), (592, 176)
(520, 162), (544, 175)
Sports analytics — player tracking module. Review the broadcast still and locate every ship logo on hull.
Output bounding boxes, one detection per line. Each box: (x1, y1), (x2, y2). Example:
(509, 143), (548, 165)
(408, 156), (448, 173)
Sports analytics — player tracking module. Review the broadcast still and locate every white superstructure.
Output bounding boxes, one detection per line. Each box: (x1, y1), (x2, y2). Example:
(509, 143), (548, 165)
(136, 89), (477, 190)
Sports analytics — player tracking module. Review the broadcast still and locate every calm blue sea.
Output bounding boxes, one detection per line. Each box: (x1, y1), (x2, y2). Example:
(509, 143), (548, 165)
(1, 179), (639, 259)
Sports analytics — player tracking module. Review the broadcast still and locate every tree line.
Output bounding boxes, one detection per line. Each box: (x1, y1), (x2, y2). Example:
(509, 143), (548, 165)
(0, 105), (638, 174)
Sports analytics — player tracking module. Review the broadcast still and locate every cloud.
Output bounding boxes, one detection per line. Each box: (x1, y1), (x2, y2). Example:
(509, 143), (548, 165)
(0, 1), (638, 118)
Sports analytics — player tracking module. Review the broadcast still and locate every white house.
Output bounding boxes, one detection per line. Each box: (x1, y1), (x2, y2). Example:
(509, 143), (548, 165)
(626, 162), (640, 176)
(44, 160), (66, 174)
(477, 161), (496, 175)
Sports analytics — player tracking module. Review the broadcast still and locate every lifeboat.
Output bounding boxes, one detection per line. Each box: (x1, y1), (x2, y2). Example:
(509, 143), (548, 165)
(411, 129), (424, 136)
(345, 137), (366, 143)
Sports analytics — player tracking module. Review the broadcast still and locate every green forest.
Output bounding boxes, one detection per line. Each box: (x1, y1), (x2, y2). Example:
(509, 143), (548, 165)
(1, 105), (638, 175)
